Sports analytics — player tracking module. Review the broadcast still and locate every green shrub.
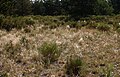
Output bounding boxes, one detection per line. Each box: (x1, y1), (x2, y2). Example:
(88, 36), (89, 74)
(25, 17), (35, 25)
(113, 22), (120, 30)
(0, 14), (5, 19)
(117, 28), (120, 33)
(68, 21), (77, 28)
(90, 15), (108, 22)
(13, 17), (26, 29)
(86, 21), (97, 29)
(65, 56), (83, 76)
(0, 14), (5, 25)
(96, 23), (111, 31)
(1, 16), (15, 31)
(108, 20), (114, 24)
(88, 22), (111, 31)
(99, 64), (113, 77)
(106, 64), (113, 77)
(67, 21), (81, 29)
(0, 16), (35, 31)
(49, 23), (58, 29)
(38, 42), (62, 67)
(36, 16), (68, 28)
(58, 16), (67, 21)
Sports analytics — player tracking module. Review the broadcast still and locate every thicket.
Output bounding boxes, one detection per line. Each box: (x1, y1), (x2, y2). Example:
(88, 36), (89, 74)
(1, 15), (120, 32)
(0, 0), (120, 18)
(0, 15), (35, 31)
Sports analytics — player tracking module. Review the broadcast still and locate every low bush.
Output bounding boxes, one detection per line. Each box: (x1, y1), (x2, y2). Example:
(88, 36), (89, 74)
(65, 56), (83, 76)
(0, 14), (5, 25)
(87, 22), (111, 31)
(87, 21), (97, 29)
(67, 21), (82, 29)
(38, 42), (62, 67)
(0, 16), (35, 31)
(49, 23), (58, 29)
(90, 15), (108, 22)
(67, 21), (77, 28)
(113, 22), (120, 30)
(33, 16), (68, 28)
(25, 17), (35, 25)
(117, 28), (120, 33)
(1, 16), (15, 31)
(96, 23), (111, 31)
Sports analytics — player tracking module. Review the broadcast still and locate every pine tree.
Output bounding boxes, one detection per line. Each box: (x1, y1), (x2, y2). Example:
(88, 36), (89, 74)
(111, 0), (120, 14)
(0, 0), (16, 15)
(32, 0), (45, 15)
(69, 0), (97, 18)
(95, 0), (113, 15)
(15, 0), (32, 16)
(69, 0), (113, 19)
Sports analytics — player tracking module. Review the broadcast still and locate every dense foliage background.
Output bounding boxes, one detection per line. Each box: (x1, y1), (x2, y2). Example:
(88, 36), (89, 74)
(0, 0), (120, 17)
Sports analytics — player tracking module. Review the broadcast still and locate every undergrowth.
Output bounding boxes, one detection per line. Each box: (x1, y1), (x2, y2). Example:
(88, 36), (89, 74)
(0, 15), (120, 32)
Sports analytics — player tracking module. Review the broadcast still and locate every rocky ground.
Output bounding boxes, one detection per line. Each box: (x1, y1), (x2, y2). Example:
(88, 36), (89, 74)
(0, 25), (120, 77)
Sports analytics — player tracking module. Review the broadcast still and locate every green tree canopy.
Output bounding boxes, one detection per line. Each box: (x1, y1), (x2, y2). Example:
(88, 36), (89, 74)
(111, 0), (120, 14)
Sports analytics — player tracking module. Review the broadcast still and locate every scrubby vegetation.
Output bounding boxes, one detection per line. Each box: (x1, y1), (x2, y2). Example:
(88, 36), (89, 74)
(1, 15), (120, 32)
(38, 42), (62, 67)
(0, 15), (120, 77)
(0, 0), (120, 77)
(0, 15), (35, 31)
(65, 56), (83, 76)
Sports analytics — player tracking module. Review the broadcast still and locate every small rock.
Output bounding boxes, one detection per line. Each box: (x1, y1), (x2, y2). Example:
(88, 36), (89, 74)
(119, 23), (120, 25)
(66, 25), (70, 29)
(51, 75), (55, 77)
(79, 38), (83, 42)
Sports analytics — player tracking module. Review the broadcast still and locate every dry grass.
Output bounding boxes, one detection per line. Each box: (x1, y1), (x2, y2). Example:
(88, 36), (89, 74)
(0, 15), (120, 77)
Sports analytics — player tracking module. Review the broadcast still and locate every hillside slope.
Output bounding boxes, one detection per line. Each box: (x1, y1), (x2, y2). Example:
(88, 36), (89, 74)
(0, 15), (120, 77)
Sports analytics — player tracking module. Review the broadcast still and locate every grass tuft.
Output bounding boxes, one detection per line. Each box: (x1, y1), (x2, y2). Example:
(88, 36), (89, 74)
(65, 56), (83, 76)
(38, 42), (62, 67)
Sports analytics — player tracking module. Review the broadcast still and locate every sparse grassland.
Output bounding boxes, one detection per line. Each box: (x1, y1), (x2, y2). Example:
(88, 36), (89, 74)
(0, 15), (120, 77)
